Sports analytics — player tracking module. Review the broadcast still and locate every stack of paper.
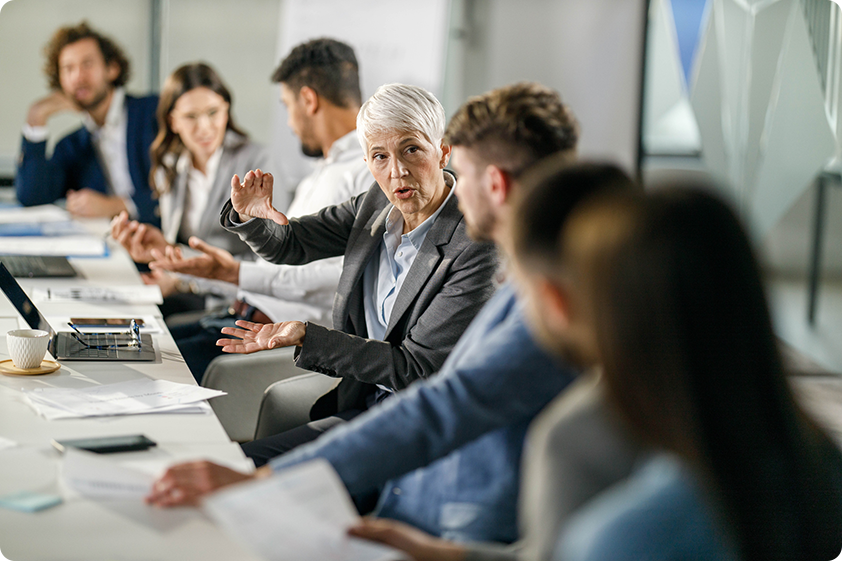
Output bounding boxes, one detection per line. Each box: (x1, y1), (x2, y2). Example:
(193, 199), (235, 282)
(24, 379), (224, 420)
(32, 286), (164, 305)
(205, 459), (406, 561)
(0, 204), (70, 224)
(61, 448), (154, 500)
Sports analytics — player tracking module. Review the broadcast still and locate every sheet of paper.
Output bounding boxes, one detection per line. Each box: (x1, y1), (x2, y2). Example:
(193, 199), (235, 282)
(204, 459), (406, 561)
(0, 235), (107, 257)
(0, 436), (17, 451)
(32, 285), (163, 304)
(0, 204), (69, 224)
(44, 315), (164, 334)
(60, 448), (154, 500)
(23, 379), (225, 420)
(26, 397), (211, 421)
(0, 220), (88, 237)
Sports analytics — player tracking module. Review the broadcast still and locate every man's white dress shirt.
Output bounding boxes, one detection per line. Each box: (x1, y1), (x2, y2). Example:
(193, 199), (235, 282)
(237, 131), (372, 325)
(23, 87), (138, 217)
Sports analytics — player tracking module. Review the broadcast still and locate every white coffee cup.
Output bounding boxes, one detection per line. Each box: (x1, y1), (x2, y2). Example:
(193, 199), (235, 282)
(6, 329), (50, 370)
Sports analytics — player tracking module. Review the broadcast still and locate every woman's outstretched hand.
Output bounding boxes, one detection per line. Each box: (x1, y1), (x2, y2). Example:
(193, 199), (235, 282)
(217, 320), (306, 353)
(230, 169), (289, 225)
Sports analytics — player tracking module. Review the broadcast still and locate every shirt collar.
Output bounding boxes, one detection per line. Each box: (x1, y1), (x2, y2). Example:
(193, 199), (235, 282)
(385, 172), (456, 250)
(82, 87), (125, 133)
(176, 144), (224, 178)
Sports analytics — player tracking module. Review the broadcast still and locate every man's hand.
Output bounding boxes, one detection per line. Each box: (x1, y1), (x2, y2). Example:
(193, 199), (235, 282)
(218, 320), (306, 353)
(149, 236), (240, 285)
(26, 91), (79, 127)
(348, 517), (467, 561)
(230, 169), (289, 225)
(145, 461), (272, 507)
(110, 211), (170, 263)
(67, 189), (128, 218)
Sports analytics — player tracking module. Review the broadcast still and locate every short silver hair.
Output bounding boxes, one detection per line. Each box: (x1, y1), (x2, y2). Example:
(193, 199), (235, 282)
(356, 83), (446, 154)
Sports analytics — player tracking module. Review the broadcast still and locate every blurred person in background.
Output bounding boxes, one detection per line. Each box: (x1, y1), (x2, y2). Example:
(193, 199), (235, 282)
(16, 21), (159, 224)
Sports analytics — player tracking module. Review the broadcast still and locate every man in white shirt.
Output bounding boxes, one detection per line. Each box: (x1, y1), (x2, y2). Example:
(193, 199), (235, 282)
(16, 21), (159, 224)
(150, 38), (372, 381)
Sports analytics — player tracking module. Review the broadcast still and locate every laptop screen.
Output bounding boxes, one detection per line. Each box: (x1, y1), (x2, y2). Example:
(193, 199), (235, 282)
(0, 263), (56, 338)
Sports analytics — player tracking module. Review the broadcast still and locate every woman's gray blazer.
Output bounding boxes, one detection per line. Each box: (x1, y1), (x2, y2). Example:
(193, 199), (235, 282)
(221, 175), (498, 417)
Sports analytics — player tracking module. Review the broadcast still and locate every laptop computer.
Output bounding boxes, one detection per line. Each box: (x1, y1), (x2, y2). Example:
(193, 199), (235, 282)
(0, 255), (78, 278)
(0, 263), (155, 362)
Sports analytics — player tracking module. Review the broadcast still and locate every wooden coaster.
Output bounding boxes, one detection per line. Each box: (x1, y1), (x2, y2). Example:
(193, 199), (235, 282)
(0, 359), (61, 376)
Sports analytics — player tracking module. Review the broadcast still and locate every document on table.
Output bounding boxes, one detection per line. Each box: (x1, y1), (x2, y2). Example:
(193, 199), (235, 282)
(0, 235), (107, 257)
(0, 204), (69, 224)
(61, 448), (154, 500)
(0, 220), (89, 237)
(32, 285), (163, 304)
(204, 459), (406, 561)
(23, 379), (225, 420)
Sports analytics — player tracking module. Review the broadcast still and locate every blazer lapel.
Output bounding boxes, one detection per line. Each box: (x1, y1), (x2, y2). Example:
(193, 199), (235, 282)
(335, 202), (391, 334)
(383, 192), (461, 339)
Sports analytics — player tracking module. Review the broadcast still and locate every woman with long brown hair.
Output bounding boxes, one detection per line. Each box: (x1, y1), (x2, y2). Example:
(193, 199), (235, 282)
(111, 62), (269, 309)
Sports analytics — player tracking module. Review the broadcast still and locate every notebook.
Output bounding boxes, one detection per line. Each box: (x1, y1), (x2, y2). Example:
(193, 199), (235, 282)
(0, 255), (78, 278)
(0, 263), (156, 362)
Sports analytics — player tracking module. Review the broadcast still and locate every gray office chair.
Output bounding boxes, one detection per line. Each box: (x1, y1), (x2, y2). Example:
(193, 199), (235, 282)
(254, 373), (340, 439)
(201, 347), (311, 442)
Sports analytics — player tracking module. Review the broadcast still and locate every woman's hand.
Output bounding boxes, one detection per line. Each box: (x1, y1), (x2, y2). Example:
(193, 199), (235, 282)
(348, 517), (467, 561)
(230, 169), (289, 225)
(150, 236), (240, 285)
(110, 211), (170, 263)
(217, 320), (306, 353)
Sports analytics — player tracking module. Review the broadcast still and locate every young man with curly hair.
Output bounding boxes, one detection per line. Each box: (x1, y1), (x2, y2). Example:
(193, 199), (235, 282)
(16, 21), (159, 224)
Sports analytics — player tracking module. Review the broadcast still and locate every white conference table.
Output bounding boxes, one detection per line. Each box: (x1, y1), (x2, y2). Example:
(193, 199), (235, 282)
(0, 237), (262, 560)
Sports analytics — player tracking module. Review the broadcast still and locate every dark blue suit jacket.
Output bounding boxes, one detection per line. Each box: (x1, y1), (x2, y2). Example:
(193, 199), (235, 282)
(15, 94), (160, 226)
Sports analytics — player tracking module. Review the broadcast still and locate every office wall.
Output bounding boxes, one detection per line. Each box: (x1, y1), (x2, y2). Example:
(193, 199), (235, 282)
(448, 0), (648, 175)
(161, 0), (280, 147)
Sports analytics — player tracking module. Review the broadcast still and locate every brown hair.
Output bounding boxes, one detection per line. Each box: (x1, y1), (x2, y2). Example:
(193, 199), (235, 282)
(444, 82), (579, 177)
(514, 181), (842, 560)
(43, 21), (130, 90)
(149, 63), (247, 195)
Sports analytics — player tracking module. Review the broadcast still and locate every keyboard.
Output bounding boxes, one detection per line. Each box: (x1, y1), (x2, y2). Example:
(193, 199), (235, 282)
(0, 255), (77, 278)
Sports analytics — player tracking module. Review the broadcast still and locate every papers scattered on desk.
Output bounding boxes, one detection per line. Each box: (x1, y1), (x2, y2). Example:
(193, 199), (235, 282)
(23, 379), (225, 420)
(32, 285), (163, 304)
(0, 204), (69, 224)
(205, 459), (406, 561)
(61, 448), (153, 500)
(0, 220), (89, 237)
(0, 235), (107, 257)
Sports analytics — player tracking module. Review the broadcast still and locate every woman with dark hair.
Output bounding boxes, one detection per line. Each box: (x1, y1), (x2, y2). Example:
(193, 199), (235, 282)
(349, 168), (842, 561)
(111, 63), (269, 303)
(535, 187), (842, 561)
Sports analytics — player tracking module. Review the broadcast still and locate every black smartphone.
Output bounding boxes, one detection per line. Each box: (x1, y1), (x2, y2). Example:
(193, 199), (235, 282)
(51, 434), (157, 454)
(69, 318), (145, 328)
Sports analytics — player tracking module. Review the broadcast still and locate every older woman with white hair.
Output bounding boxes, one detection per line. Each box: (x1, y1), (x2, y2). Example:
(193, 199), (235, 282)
(209, 83), (498, 465)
